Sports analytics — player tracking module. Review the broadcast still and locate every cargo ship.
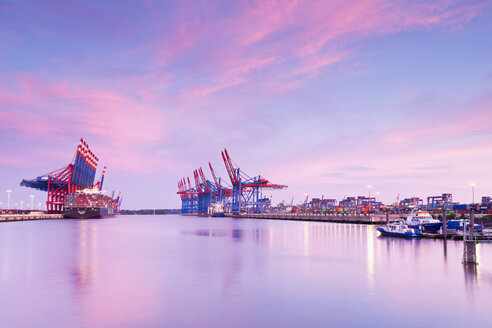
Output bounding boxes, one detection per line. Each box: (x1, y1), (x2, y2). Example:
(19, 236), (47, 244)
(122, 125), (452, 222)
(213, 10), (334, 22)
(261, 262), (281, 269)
(20, 138), (122, 218)
(64, 188), (120, 219)
(208, 202), (225, 217)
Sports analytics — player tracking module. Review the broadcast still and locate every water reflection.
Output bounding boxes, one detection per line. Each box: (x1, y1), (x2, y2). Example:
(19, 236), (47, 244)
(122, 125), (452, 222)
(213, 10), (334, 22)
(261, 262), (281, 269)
(464, 263), (478, 289)
(185, 220), (492, 305)
(366, 227), (375, 298)
(1, 216), (492, 328)
(303, 223), (309, 256)
(443, 238), (448, 262)
(0, 227), (12, 284)
(462, 244), (492, 291)
(73, 220), (99, 288)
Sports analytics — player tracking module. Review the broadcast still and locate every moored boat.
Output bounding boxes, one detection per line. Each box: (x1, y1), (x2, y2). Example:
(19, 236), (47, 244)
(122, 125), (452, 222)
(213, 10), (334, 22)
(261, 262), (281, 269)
(377, 221), (421, 238)
(209, 202), (225, 217)
(64, 206), (117, 219)
(446, 220), (483, 233)
(406, 210), (442, 232)
(63, 188), (120, 219)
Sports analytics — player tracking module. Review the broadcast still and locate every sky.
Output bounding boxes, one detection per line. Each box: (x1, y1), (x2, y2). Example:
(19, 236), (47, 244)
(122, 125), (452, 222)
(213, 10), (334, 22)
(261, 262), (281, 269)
(0, 0), (491, 209)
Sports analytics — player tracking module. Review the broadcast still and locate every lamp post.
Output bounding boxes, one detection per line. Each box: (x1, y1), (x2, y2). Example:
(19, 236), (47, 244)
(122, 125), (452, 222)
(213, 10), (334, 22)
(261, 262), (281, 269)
(38, 202), (42, 211)
(20, 201), (24, 210)
(470, 183), (476, 204)
(30, 195), (34, 210)
(376, 192), (380, 203)
(367, 185), (372, 198)
(6, 190), (12, 210)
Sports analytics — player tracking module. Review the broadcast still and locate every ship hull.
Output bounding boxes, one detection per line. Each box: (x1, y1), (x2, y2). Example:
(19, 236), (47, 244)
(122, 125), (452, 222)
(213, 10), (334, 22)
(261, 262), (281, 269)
(408, 222), (442, 233)
(63, 207), (117, 219)
(211, 212), (225, 217)
(377, 228), (421, 238)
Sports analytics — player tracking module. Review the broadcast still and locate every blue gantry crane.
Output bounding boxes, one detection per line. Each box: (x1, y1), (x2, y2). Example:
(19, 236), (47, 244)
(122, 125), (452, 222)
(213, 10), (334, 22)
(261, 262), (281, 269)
(177, 148), (287, 215)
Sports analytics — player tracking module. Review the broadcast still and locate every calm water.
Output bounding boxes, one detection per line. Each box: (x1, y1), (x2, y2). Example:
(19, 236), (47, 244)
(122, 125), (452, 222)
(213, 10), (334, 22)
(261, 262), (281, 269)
(1, 215), (491, 327)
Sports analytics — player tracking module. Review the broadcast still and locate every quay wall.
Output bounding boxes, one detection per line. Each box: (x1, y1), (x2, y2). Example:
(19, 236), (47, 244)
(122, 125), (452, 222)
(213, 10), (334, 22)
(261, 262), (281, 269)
(0, 214), (63, 222)
(181, 212), (404, 224)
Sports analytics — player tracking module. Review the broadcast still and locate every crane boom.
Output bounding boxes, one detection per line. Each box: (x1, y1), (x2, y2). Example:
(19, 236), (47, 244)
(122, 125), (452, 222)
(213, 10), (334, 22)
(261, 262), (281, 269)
(209, 162), (220, 191)
(221, 150), (236, 186)
(198, 167), (210, 193)
(193, 170), (201, 193)
(224, 149), (238, 185)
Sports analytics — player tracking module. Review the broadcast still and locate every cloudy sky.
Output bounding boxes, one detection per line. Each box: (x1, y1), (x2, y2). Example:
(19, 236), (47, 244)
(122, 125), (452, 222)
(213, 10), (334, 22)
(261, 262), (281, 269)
(1, 0), (491, 209)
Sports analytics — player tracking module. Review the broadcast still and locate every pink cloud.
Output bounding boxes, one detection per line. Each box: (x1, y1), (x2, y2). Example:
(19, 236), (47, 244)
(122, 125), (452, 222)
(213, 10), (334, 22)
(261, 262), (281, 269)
(0, 108), (64, 139)
(0, 75), (167, 173)
(294, 51), (348, 75)
(182, 56), (278, 98)
(152, 0), (485, 101)
(1, 1), (489, 208)
(381, 93), (492, 148)
(250, 88), (492, 204)
(234, 0), (300, 46)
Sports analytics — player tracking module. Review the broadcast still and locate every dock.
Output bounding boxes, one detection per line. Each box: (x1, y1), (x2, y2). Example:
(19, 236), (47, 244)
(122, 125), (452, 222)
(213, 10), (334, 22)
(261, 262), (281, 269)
(0, 214), (63, 223)
(183, 212), (403, 224)
(421, 230), (492, 242)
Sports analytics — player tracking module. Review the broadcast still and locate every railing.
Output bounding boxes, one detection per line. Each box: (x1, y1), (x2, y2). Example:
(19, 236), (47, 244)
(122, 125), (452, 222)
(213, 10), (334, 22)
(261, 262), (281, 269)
(477, 229), (492, 242)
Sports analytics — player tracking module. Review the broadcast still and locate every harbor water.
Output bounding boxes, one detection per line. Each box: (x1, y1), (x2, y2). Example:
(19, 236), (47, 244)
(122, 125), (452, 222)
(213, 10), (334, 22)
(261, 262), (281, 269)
(1, 215), (491, 327)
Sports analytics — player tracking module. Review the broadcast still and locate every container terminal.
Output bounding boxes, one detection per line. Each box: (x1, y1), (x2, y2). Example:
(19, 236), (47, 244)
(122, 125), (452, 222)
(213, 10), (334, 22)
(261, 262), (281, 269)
(0, 139), (122, 221)
(176, 149), (492, 241)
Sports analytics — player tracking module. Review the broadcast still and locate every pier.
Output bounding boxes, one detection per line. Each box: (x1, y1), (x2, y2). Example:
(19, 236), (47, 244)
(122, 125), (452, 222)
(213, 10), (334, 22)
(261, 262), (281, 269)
(0, 213), (63, 222)
(184, 212), (403, 224)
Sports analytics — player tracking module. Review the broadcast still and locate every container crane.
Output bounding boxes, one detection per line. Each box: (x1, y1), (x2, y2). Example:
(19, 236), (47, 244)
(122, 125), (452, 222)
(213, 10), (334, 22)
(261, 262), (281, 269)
(177, 148), (287, 215)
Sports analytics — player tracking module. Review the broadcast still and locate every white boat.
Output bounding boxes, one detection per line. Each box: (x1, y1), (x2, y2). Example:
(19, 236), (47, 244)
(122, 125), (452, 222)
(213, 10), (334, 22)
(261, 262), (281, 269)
(406, 210), (441, 232)
(377, 220), (421, 238)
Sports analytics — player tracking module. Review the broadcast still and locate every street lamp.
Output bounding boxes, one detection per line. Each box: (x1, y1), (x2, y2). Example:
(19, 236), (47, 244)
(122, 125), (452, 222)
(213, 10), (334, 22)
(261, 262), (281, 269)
(367, 185), (372, 198)
(20, 201), (24, 210)
(38, 202), (42, 211)
(6, 190), (12, 210)
(30, 195), (34, 210)
(470, 183), (476, 204)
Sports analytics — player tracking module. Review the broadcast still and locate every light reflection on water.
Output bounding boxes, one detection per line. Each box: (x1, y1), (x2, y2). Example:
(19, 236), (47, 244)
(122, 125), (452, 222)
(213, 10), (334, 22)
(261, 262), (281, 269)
(1, 215), (492, 327)
(366, 226), (375, 299)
